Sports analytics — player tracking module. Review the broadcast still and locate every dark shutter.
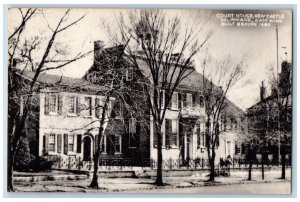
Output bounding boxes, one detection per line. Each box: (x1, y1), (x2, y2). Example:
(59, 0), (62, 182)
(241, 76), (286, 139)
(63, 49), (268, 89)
(58, 94), (63, 115)
(44, 133), (49, 153)
(44, 94), (49, 115)
(76, 97), (80, 116)
(95, 135), (99, 153)
(57, 134), (62, 153)
(64, 134), (68, 154)
(95, 98), (100, 118)
(178, 93), (182, 108)
(77, 134), (82, 153)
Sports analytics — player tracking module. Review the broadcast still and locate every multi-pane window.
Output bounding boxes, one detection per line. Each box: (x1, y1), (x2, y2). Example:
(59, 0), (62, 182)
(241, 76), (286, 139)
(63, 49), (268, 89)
(49, 94), (57, 113)
(129, 118), (138, 148)
(197, 123), (201, 148)
(68, 96), (76, 114)
(57, 134), (62, 153)
(49, 134), (56, 152)
(186, 93), (193, 108)
(165, 119), (178, 147)
(235, 142), (241, 155)
(68, 135), (75, 152)
(115, 135), (121, 153)
(171, 92), (178, 109)
(84, 97), (92, 116)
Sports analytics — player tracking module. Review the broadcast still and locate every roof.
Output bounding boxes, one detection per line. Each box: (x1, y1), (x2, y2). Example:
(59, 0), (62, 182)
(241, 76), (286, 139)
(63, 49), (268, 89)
(85, 45), (245, 115)
(19, 71), (108, 93)
(132, 57), (205, 90)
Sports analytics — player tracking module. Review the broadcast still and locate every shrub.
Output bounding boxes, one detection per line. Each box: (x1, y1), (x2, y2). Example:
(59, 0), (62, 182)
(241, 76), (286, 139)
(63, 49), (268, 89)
(29, 156), (53, 172)
(14, 137), (34, 172)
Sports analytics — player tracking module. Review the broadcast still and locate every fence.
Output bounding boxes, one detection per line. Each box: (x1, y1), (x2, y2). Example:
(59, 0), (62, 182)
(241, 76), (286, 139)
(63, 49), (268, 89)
(44, 155), (291, 172)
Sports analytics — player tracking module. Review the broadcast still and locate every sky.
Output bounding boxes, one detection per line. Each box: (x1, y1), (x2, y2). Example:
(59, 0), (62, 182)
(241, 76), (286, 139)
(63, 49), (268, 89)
(8, 8), (292, 110)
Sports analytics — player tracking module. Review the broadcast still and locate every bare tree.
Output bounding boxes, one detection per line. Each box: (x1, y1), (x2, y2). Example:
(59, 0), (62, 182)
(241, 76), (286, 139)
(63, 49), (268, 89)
(200, 55), (245, 182)
(105, 9), (210, 186)
(8, 8), (87, 191)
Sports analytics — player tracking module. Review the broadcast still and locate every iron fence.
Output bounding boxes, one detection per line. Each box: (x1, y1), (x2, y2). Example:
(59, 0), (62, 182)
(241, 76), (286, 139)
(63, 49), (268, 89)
(44, 155), (291, 172)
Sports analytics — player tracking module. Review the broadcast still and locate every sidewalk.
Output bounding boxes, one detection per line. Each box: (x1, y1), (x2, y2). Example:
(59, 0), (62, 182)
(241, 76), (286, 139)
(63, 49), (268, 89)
(13, 168), (291, 192)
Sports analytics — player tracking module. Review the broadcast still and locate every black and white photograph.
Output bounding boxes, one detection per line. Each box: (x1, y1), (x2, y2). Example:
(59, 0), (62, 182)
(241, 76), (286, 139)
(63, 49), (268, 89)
(6, 7), (293, 195)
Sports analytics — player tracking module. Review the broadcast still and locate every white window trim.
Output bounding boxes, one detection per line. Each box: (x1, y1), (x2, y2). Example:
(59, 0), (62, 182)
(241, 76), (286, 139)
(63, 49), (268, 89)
(114, 135), (122, 154)
(68, 96), (77, 116)
(186, 93), (193, 108)
(48, 134), (56, 153)
(68, 134), (75, 154)
(171, 92), (179, 110)
(129, 118), (137, 148)
(49, 93), (59, 116)
(83, 96), (93, 118)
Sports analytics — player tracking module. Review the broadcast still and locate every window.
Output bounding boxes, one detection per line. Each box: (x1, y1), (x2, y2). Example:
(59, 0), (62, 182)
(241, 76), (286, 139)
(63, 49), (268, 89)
(201, 132), (205, 147)
(84, 97), (92, 117)
(68, 135), (75, 152)
(126, 68), (133, 81)
(57, 134), (62, 153)
(95, 98), (103, 118)
(171, 120), (178, 146)
(192, 94), (197, 107)
(129, 118), (138, 148)
(49, 134), (56, 152)
(115, 135), (121, 153)
(197, 123), (201, 148)
(186, 93), (193, 108)
(49, 94), (57, 113)
(45, 93), (62, 115)
(111, 100), (122, 119)
(235, 142), (241, 155)
(199, 96), (204, 108)
(171, 92), (178, 109)
(68, 96), (76, 114)
(165, 119), (178, 147)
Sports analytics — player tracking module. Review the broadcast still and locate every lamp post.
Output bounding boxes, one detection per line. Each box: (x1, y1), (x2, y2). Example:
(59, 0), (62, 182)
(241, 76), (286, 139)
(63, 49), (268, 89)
(276, 25), (281, 166)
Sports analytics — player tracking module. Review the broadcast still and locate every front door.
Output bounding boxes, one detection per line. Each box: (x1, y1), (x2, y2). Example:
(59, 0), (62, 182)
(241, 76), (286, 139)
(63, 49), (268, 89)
(83, 136), (91, 161)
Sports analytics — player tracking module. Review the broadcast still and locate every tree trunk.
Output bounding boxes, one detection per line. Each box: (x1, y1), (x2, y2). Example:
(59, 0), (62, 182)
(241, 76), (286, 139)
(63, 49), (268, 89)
(261, 158), (264, 180)
(89, 128), (105, 188)
(281, 154), (286, 179)
(90, 150), (100, 188)
(155, 122), (164, 186)
(208, 150), (216, 181)
(248, 159), (252, 180)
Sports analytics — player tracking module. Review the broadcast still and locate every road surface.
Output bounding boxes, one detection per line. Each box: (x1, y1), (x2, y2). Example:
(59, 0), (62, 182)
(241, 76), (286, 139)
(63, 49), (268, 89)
(125, 181), (291, 194)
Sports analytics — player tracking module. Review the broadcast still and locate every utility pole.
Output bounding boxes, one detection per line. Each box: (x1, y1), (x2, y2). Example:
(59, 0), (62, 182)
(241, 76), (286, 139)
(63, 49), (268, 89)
(276, 25), (281, 166)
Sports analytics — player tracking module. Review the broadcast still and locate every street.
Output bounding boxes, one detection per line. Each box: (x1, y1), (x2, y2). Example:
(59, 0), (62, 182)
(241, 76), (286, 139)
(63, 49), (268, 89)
(127, 181), (291, 194)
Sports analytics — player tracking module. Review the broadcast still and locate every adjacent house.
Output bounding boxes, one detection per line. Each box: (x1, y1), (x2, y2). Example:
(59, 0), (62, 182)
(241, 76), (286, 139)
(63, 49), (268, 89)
(246, 61), (292, 161)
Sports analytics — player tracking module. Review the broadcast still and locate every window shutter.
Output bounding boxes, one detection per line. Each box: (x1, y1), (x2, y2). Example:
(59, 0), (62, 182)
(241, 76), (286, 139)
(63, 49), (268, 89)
(95, 135), (99, 153)
(76, 97), (80, 116)
(44, 133), (49, 153)
(77, 135), (82, 153)
(58, 94), (63, 115)
(64, 134), (68, 154)
(57, 134), (62, 153)
(95, 98), (100, 118)
(172, 120), (178, 146)
(44, 94), (49, 115)
(178, 93), (182, 109)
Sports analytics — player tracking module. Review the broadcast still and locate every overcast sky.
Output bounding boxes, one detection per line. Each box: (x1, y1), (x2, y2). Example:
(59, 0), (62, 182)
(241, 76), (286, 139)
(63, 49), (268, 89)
(9, 8), (292, 110)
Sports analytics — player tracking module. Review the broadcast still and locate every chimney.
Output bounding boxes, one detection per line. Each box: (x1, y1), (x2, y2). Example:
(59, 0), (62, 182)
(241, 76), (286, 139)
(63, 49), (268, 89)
(260, 81), (266, 101)
(94, 40), (104, 53)
(94, 40), (105, 63)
